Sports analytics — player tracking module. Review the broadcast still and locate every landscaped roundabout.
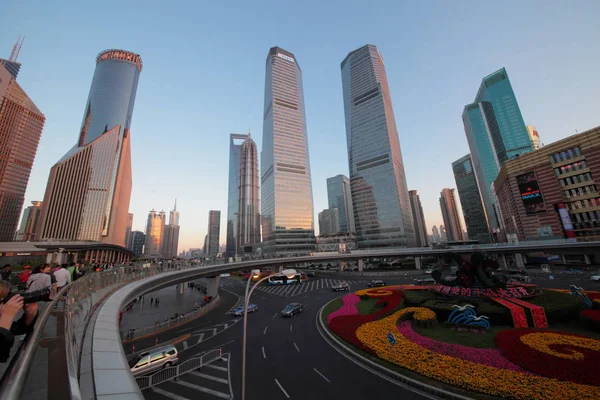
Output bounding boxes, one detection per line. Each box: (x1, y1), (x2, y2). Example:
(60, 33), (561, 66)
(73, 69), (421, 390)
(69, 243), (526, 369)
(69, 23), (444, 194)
(321, 252), (600, 400)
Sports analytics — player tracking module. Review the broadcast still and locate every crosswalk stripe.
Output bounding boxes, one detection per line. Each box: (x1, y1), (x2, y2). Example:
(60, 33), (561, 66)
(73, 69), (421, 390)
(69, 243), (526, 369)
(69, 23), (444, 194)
(152, 387), (191, 400)
(189, 371), (229, 384)
(174, 380), (230, 399)
(183, 340), (188, 350)
(204, 363), (228, 372)
(196, 333), (204, 344)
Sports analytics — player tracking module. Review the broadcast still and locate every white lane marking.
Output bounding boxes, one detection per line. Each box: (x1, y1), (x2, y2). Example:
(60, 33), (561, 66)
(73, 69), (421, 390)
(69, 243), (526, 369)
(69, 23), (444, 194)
(313, 367), (331, 383)
(262, 346), (266, 359)
(182, 340), (188, 350)
(196, 333), (205, 344)
(290, 324), (293, 332)
(151, 387), (190, 399)
(189, 371), (229, 384)
(294, 342), (300, 352)
(304, 303), (308, 308)
(175, 380), (230, 399)
(274, 378), (290, 399)
(272, 312), (278, 319)
(213, 328), (217, 336)
(290, 284), (302, 297)
(264, 326), (268, 335)
(205, 363), (228, 372)
(315, 297), (320, 301)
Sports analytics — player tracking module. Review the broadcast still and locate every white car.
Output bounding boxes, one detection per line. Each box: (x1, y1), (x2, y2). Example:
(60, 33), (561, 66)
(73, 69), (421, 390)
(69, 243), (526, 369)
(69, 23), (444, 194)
(220, 273), (230, 278)
(590, 275), (600, 282)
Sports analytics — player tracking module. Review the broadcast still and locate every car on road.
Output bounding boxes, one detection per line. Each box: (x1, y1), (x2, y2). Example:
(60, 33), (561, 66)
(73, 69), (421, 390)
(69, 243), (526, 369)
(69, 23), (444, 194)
(232, 303), (258, 316)
(591, 275), (600, 282)
(332, 282), (350, 292)
(414, 278), (437, 285)
(307, 271), (316, 277)
(129, 345), (179, 377)
(281, 303), (303, 317)
(424, 269), (434, 274)
(219, 273), (230, 278)
(367, 279), (386, 287)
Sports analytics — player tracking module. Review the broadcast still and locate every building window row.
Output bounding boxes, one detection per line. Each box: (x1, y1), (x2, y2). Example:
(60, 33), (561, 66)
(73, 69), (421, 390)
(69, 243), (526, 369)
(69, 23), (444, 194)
(567, 197), (600, 210)
(560, 173), (593, 187)
(572, 210), (600, 224)
(554, 160), (587, 176)
(564, 184), (597, 198)
(550, 147), (581, 164)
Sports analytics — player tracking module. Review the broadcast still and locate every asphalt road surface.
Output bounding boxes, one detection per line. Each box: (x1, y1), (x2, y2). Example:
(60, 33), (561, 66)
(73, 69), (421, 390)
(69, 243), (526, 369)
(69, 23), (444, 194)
(135, 273), (598, 400)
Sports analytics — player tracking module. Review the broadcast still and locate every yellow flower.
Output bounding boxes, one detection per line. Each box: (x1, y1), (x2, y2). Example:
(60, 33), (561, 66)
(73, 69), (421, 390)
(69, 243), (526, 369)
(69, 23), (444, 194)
(519, 332), (600, 360)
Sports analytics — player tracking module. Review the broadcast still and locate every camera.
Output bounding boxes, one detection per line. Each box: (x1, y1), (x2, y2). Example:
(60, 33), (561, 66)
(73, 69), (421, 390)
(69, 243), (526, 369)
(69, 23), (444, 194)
(2, 287), (52, 304)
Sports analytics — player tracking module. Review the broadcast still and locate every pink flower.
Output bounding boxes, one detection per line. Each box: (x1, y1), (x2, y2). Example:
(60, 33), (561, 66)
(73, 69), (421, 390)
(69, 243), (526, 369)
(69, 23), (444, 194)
(327, 294), (360, 324)
(397, 321), (532, 374)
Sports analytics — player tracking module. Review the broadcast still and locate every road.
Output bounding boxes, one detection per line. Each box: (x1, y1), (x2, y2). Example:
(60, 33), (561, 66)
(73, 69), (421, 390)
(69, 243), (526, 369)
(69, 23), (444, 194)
(136, 272), (599, 400)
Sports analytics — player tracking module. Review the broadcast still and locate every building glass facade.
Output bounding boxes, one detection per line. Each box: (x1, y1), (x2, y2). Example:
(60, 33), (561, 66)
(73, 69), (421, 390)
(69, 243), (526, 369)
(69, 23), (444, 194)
(261, 47), (315, 254)
(129, 230), (145, 256)
(318, 208), (340, 236)
(439, 188), (464, 242)
(237, 136), (260, 252)
(341, 44), (415, 249)
(326, 174), (355, 234)
(226, 133), (249, 256)
(452, 154), (490, 243)
(207, 210), (221, 257)
(408, 190), (428, 247)
(144, 209), (165, 256)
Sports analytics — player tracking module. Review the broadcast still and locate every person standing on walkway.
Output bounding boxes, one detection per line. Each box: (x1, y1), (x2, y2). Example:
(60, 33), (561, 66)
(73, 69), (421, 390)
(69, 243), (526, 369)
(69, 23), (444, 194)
(150, 297), (154, 306)
(54, 264), (71, 289)
(155, 298), (160, 307)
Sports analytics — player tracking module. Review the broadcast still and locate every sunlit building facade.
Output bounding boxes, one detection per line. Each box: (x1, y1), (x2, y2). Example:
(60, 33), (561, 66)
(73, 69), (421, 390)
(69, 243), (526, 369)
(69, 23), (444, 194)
(226, 133), (250, 256)
(37, 50), (141, 246)
(162, 200), (180, 258)
(327, 174), (355, 234)
(527, 125), (543, 150)
(408, 190), (428, 247)
(237, 136), (260, 252)
(341, 44), (415, 249)
(144, 209), (165, 256)
(15, 201), (43, 241)
(0, 63), (45, 241)
(261, 47), (315, 254)
(440, 188), (464, 242)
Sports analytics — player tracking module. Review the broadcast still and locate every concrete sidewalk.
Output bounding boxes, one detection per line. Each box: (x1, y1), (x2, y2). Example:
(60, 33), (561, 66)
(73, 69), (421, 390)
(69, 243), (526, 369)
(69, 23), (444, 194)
(120, 282), (207, 332)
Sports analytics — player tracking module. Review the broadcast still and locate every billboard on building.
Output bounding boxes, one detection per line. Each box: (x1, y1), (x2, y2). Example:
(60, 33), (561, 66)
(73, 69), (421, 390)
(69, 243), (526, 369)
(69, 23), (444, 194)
(516, 172), (545, 214)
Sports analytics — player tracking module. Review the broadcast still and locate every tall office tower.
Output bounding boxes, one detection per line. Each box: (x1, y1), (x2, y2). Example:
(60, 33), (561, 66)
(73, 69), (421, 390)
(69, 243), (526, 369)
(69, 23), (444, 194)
(452, 155), (490, 243)
(129, 230), (145, 256)
(527, 125), (543, 150)
(37, 50), (142, 246)
(0, 38), (24, 80)
(207, 210), (221, 257)
(0, 52), (45, 241)
(408, 190), (428, 247)
(15, 201), (43, 241)
(226, 133), (250, 256)
(318, 208), (340, 236)
(144, 209), (165, 256)
(341, 44), (415, 248)
(162, 200), (180, 258)
(237, 136), (260, 253)
(432, 226), (441, 243)
(261, 46), (315, 254)
(462, 68), (533, 232)
(326, 174), (355, 234)
(439, 188), (464, 242)
(439, 225), (447, 242)
(125, 213), (133, 248)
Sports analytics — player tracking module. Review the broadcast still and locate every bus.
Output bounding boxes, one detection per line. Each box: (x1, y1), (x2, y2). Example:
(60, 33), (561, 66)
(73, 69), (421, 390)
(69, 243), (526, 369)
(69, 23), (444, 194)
(268, 269), (302, 285)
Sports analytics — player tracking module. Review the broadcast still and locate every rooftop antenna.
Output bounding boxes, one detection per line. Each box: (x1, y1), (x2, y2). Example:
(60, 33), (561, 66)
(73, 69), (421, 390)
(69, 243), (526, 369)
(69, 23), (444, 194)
(248, 128), (251, 138)
(9, 36), (25, 62)
(174, 198), (177, 211)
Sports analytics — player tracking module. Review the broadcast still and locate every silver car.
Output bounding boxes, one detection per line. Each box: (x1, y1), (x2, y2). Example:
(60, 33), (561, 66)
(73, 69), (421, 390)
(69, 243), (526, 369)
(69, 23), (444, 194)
(130, 345), (179, 377)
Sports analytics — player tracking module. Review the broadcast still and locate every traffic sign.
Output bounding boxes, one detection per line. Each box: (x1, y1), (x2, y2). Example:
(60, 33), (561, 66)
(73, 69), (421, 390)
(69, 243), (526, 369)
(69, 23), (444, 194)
(387, 333), (396, 345)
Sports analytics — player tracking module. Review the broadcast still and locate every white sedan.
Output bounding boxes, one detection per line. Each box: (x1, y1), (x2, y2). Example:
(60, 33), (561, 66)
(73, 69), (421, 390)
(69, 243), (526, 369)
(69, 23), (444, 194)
(590, 275), (600, 282)
(220, 273), (230, 278)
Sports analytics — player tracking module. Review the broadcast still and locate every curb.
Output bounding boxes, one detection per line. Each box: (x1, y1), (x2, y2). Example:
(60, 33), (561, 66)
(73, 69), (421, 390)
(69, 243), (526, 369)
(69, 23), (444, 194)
(316, 300), (475, 400)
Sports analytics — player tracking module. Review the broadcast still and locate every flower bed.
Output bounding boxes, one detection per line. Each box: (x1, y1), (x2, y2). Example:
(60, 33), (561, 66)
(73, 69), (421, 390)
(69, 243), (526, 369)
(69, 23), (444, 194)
(398, 321), (529, 373)
(496, 328), (600, 386)
(580, 310), (600, 332)
(326, 294), (360, 324)
(352, 308), (600, 399)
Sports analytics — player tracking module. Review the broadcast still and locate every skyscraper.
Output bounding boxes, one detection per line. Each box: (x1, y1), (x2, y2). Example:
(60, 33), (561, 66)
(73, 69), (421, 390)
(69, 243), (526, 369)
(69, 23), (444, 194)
(15, 201), (43, 241)
(125, 213), (133, 248)
(226, 133), (250, 256)
(129, 231), (145, 256)
(341, 44), (415, 248)
(439, 188), (464, 242)
(452, 155), (491, 243)
(408, 190), (428, 247)
(439, 225), (448, 242)
(462, 67), (532, 232)
(0, 38), (24, 80)
(261, 47), (315, 254)
(144, 209), (165, 256)
(326, 174), (355, 234)
(37, 50), (142, 246)
(0, 49), (45, 241)
(237, 135), (260, 253)
(207, 210), (221, 257)
(162, 200), (180, 258)
(318, 208), (340, 236)
(432, 226), (441, 243)
(527, 125), (543, 150)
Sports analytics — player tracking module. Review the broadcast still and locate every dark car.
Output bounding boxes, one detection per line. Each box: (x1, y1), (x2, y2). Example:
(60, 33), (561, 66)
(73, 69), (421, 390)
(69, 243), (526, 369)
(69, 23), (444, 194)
(367, 279), (386, 287)
(307, 271), (316, 277)
(281, 303), (303, 317)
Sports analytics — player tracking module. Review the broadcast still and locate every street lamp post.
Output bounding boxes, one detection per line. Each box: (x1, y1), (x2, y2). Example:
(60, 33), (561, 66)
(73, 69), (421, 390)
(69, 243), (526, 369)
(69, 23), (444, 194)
(241, 269), (285, 400)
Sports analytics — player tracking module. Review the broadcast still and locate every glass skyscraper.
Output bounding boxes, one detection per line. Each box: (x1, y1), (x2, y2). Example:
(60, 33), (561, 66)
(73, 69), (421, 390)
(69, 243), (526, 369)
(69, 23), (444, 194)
(226, 133), (249, 256)
(341, 44), (415, 248)
(38, 50), (141, 246)
(462, 67), (533, 231)
(261, 47), (315, 254)
(237, 136), (261, 252)
(452, 154), (490, 243)
(326, 174), (355, 234)
(408, 190), (428, 247)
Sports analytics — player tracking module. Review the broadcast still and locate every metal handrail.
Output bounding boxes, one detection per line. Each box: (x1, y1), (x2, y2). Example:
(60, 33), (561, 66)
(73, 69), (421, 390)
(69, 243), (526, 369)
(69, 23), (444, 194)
(135, 348), (223, 390)
(0, 283), (72, 399)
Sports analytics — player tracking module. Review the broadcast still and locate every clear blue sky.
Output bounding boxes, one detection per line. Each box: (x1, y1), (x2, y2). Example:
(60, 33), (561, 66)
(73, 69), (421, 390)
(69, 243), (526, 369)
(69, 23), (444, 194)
(2, 1), (600, 252)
